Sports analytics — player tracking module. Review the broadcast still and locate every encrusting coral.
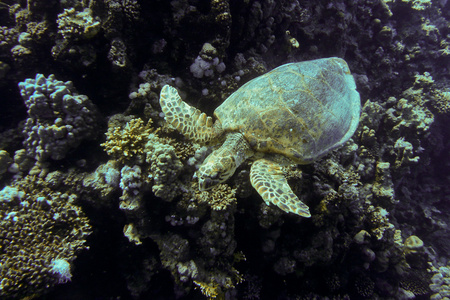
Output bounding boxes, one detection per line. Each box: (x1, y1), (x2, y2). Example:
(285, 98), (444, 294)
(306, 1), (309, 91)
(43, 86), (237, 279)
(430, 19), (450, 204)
(0, 175), (91, 299)
(57, 8), (101, 40)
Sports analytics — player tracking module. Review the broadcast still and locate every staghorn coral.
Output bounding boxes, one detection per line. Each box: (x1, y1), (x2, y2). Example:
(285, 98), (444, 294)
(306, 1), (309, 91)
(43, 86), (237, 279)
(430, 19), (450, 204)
(24, 20), (50, 45)
(0, 175), (91, 299)
(194, 279), (221, 299)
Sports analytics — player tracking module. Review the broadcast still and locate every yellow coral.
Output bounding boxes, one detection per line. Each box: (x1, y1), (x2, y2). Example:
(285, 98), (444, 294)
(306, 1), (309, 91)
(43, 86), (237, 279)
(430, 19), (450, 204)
(414, 72), (434, 86)
(317, 191), (338, 215)
(194, 269), (243, 299)
(439, 40), (450, 56)
(402, 0), (431, 10)
(193, 182), (237, 211)
(431, 89), (450, 114)
(0, 175), (91, 298)
(404, 235), (424, 254)
(194, 280), (221, 299)
(421, 18), (438, 36)
(101, 117), (154, 162)
(57, 8), (100, 40)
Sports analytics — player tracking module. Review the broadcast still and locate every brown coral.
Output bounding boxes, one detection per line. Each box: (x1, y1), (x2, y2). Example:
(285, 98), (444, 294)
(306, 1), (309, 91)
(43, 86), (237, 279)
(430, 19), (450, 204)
(101, 116), (154, 163)
(193, 181), (237, 211)
(0, 175), (91, 299)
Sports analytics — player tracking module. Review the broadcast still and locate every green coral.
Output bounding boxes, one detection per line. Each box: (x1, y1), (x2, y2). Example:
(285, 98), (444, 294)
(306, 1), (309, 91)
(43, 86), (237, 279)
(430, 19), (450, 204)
(414, 72), (434, 85)
(145, 134), (183, 201)
(430, 89), (450, 114)
(421, 18), (439, 37)
(57, 8), (101, 40)
(430, 266), (450, 299)
(0, 26), (18, 50)
(0, 149), (12, 175)
(402, 0), (432, 10)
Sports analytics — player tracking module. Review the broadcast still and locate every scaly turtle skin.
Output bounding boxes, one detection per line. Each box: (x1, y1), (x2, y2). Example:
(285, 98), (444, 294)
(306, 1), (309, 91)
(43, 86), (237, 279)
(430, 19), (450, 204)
(159, 57), (360, 217)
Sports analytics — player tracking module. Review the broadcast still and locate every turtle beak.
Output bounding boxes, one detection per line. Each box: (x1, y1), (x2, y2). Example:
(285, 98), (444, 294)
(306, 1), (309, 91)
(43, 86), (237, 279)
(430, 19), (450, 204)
(198, 172), (219, 190)
(199, 177), (212, 191)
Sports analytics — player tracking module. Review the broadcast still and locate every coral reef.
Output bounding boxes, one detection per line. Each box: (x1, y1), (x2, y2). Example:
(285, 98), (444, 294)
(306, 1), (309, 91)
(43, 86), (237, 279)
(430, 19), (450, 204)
(0, 0), (449, 298)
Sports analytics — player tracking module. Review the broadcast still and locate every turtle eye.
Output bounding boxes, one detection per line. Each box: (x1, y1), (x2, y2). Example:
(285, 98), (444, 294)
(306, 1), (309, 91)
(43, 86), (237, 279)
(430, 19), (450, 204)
(210, 172), (218, 179)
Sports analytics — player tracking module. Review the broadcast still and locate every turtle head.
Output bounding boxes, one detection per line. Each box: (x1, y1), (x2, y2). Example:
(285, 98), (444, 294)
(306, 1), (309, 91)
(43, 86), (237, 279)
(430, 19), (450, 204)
(197, 153), (237, 191)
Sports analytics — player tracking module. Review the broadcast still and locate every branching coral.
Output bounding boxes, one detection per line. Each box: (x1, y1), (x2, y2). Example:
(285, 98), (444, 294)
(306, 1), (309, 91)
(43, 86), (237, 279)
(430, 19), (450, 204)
(193, 181), (237, 211)
(101, 116), (154, 163)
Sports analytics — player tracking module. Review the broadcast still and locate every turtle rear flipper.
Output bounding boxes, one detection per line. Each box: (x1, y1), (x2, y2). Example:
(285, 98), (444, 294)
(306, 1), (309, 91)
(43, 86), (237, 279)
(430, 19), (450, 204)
(159, 85), (220, 144)
(250, 159), (311, 217)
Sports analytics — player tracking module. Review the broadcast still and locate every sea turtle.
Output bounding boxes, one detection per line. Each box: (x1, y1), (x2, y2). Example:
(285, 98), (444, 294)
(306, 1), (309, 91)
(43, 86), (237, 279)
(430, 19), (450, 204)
(159, 57), (360, 217)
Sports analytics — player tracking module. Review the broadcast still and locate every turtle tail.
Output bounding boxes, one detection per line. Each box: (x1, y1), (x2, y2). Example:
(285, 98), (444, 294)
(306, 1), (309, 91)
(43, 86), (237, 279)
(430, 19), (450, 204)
(159, 85), (221, 144)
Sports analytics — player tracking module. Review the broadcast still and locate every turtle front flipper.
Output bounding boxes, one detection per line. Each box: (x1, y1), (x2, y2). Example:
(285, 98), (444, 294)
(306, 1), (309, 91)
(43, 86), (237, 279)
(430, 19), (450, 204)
(159, 85), (221, 144)
(250, 159), (311, 217)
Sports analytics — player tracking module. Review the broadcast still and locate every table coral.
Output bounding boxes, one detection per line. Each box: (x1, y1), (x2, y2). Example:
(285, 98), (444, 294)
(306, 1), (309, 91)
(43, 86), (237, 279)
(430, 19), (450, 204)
(18, 74), (99, 161)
